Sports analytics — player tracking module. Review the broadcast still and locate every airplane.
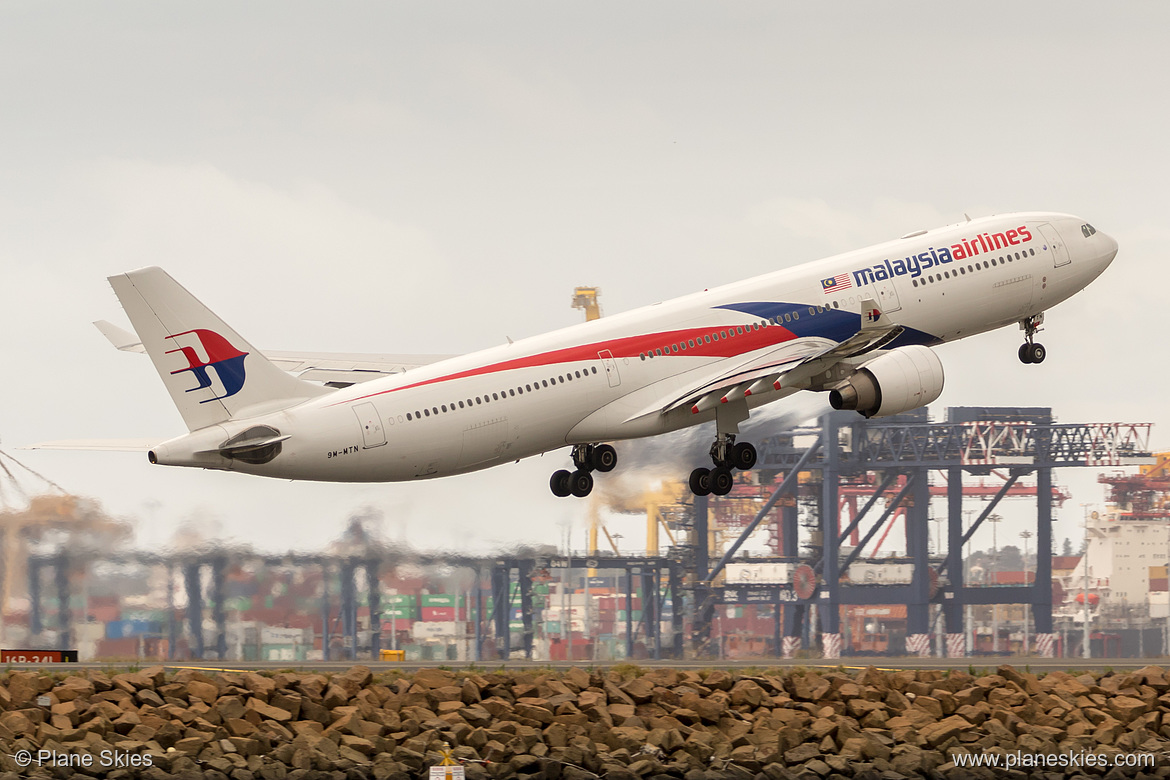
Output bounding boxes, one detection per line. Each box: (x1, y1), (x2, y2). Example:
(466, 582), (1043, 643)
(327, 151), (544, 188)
(36, 212), (1116, 498)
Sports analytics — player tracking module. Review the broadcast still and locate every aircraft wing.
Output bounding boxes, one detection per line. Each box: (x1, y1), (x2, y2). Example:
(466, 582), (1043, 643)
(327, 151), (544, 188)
(94, 320), (456, 384)
(624, 298), (902, 422)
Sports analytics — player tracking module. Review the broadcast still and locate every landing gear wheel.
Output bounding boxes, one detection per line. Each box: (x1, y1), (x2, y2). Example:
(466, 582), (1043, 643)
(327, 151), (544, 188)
(1027, 343), (1046, 364)
(689, 467), (712, 496)
(550, 469), (572, 498)
(591, 444), (617, 473)
(569, 470), (594, 498)
(730, 442), (757, 470)
(710, 467), (734, 496)
(1018, 343), (1033, 364)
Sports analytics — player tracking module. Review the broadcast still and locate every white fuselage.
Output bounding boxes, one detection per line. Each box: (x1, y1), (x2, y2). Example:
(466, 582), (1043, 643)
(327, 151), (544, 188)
(149, 212), (1117, 482)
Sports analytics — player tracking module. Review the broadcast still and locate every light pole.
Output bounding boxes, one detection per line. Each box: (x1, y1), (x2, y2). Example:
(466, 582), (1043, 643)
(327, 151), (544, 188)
(989, 514), (1002, 653)
(963, 509), (975, 655)
(1081, 505), (1092, 659)
(1020, 530), (1033, 655)
(1165, 522), (1170, 657)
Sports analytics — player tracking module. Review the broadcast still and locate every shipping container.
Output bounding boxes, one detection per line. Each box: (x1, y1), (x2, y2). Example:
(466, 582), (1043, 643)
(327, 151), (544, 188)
(263, 644), (308, 662)
(382, 606), (416, 619)
(95, 637), (141, 658)
(385, 593), (416, 606)
(223, 596), (253, 612)
(88, 605), (121, 623)
(421, 594), (457, 607)
(105, 620), (159, 639)
(421, 606), (456, 621)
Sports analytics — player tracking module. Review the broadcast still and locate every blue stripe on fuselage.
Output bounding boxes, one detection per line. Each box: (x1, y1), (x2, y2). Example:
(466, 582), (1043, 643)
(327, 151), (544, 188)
(714, 302), (940, 349)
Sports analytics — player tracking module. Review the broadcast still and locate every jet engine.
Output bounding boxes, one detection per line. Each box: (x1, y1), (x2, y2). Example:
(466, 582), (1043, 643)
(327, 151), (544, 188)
(828, 345), (944, 418)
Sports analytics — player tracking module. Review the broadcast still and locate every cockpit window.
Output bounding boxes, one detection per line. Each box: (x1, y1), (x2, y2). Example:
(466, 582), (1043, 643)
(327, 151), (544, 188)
(1082, 223), (1097, 237)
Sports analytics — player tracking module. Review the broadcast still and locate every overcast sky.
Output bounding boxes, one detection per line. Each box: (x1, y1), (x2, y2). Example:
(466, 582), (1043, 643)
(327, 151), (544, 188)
(2, 3), (1166, 562)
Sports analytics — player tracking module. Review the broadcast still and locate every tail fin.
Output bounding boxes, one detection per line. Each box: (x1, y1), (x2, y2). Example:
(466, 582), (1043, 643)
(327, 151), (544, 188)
(108, 267), (328, 431)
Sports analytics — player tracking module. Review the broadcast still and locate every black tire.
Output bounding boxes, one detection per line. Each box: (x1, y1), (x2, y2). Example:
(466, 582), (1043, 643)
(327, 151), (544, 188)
(591, 444), (617, 473)
(1029, 343), (1046, 364)
(710, 467), (734, 496)
(731, 442), (757, 470)
(570, 469), (594, 498)
(550, 469), (572, 498)
(688, 467), (712, 496)
(1018, 343), (1033, 364)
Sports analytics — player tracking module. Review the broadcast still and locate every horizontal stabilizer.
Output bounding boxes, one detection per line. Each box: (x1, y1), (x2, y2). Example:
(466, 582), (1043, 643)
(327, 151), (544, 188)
(93, 322), (452, 379)
(94, 320), (146, 353)
(22, 438), (158, 452)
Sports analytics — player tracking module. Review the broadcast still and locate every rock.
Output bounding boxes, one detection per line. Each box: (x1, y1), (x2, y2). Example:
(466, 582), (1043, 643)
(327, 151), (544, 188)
(246, 698), (293, 722)
(919, 715), (973, 748)
(411, 669), (456, 690)
(187, 680), (220, 704)
(729, 680), (767, 709)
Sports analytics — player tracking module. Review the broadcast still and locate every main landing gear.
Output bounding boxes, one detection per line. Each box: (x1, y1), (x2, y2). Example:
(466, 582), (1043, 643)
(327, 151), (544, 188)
(550, 443), (616, 498)
(1018, 313), (1046, 364)
(688, 434), (757, 497)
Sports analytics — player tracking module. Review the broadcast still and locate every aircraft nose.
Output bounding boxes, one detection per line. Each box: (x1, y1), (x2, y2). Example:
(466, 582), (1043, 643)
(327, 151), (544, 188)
(1099, 231), (1119, 268)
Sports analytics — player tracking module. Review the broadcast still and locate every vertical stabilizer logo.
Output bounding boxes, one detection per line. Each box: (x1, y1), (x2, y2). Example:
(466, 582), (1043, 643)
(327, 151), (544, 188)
(164, 329), (248, 403)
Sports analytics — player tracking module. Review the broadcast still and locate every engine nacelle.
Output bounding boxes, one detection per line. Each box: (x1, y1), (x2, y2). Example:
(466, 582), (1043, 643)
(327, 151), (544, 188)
(828, 345), (944, 418)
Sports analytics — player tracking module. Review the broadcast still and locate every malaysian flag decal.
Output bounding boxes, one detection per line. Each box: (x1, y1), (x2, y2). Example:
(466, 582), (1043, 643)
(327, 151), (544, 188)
(821, 273), (853, 293)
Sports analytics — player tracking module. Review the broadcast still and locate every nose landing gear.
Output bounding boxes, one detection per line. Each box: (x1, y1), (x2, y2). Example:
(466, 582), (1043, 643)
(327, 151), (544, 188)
(550, 443), (617, 498)
(689, 434), (757, 497)
(1018, 313), (1046, 364)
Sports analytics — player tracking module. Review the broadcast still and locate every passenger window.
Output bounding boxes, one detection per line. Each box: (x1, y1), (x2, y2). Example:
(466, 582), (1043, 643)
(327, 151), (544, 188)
(792, 311), (799, 320)
(783, 313), (791, 323)
(441, 404), (447, 412)
(704, 335), (711, 344)
(459, 401), (465, 409)
(721, 331), (728, 338)
(542, 380), (548, 388)
(688, 339), (695, 348)
(407, 413), (413, 421)
(592, 367), (598, 374)
(960, 267), (965, 275)
(575, 370), (582, 378)
(912, 279), (918, 287)
(832, 301), (839, 308)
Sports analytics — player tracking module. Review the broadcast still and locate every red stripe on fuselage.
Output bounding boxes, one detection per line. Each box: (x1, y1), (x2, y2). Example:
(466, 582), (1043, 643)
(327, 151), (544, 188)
(330, 321), (796, 406)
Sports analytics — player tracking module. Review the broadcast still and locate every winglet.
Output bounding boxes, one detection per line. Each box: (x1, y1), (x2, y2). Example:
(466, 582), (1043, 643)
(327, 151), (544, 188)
(94, 320), (145, 353)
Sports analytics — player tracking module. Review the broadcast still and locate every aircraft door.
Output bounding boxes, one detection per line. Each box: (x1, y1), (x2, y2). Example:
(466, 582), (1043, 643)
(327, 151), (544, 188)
(873, 278), (902, 313)
(1036, 223), (1070, 267)
(353, 402), (387, 448)
(598, 350), (621, 387)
